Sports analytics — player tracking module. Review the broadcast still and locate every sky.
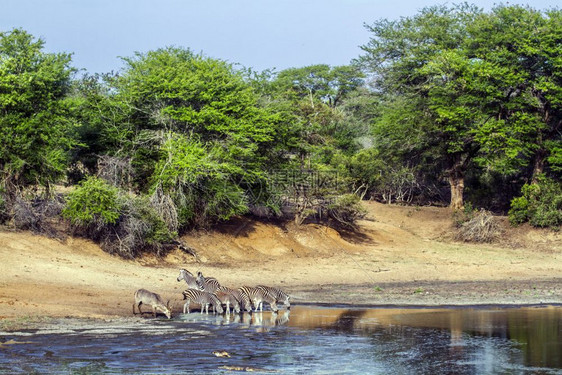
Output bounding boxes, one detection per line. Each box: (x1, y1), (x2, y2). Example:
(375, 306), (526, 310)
(1, 0), (560, 74)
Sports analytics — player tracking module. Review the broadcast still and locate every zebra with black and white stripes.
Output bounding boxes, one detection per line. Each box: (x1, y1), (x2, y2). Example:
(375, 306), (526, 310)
(196, 271), (221, 293)
(216, 286), (252, 313)
(181, 288), (224, 314)
(237, 286), (279, 313)
(176, 269), (199, 289)
(256, 285), (290, 310)
(215, 289), (241, 314)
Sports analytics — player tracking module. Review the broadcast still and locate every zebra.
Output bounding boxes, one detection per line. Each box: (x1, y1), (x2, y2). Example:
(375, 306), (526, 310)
(196, 271), (221, 293)
(216, 286), (252, 313)
(256, 285), (290, 310)
(181, 288), (224, 314)
(133, 289), (172, 319)
(176, 269), (199, 289)
(215, 289), (241, 314)
(237, 286), (278, 313)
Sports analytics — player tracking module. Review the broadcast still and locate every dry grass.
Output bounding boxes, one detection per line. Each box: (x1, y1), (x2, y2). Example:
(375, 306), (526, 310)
(454, 210), (501, 243)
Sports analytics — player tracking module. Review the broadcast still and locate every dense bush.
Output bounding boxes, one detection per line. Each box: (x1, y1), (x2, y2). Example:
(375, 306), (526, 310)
(62, 176), (121, 226)
(100, 195), (176, 258)
(347, 148), (422, 204)
(326, 193), (367, 229)
(62, 176), (176, 257)
(508, 177), (562, 230)
(12, 196), (65, 237)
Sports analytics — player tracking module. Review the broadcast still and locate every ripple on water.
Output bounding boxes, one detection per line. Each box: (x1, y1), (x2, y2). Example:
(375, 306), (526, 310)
(1, 305), (561, 374)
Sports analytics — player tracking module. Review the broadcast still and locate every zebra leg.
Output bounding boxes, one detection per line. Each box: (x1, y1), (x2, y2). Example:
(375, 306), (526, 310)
(226, 301), (230, 314)
(183, 300), (190, 314)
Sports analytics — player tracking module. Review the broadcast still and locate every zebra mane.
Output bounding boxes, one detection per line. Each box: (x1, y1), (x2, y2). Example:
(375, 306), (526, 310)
(180, 268), (193, 276)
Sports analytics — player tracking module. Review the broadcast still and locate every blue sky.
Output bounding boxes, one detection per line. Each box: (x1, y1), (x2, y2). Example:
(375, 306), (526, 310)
(2, 0), (560, 74)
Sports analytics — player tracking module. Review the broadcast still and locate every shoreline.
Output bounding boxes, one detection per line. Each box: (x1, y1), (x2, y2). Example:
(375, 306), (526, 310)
(1, 278), (560, 326)
(0, 202), (560, 324)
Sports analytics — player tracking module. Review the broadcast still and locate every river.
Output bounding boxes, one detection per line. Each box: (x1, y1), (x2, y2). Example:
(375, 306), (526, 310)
(1, 304), (561, 374)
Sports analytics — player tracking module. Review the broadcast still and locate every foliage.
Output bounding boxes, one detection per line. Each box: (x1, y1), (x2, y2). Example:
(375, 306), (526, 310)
(62, 176), (121, 226)
(346, 148), (422, 204)
(272, 64), (364, 108)
(0, 28), (75, 197)
(107, 47), (276, 227)
(326, 193), (366, 229)
(151, 134), (249, 228)
(99, 194), (176, 258)
(62, 176), (176, 257)
(468, 6), (562, 177)
(66, 73), (132, 177)
(508, 176), (562, 229)
(358, 4), (562, 209)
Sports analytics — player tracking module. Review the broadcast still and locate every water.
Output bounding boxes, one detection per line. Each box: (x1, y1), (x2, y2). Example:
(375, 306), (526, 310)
(1, 305), (561, 374)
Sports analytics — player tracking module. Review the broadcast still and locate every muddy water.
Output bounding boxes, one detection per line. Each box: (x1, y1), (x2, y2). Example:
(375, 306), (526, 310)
(1, 305), (561, 374)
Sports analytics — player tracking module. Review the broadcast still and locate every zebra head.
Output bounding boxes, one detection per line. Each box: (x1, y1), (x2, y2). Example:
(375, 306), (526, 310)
(196, 271), (207, 290)
(284, 295), (291, 309)
(177, 268), (193, 282)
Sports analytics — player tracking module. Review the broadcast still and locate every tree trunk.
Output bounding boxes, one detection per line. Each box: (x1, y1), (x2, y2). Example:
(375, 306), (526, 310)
(448, 173), (464, 210)
(531, 148), (546, 183)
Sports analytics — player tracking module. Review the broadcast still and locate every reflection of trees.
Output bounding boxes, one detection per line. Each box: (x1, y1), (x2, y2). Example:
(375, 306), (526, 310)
(177, 306), (562, 373)
(286, 306), (562, 372)
(507, 308), (562, 369)
(329, 309), (368, 333)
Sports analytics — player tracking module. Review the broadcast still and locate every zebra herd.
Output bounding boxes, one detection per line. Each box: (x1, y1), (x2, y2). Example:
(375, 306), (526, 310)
(177, 269), (290, 315)
(133, 268), (290, 319)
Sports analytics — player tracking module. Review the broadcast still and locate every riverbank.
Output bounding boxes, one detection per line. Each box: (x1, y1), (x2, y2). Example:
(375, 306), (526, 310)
(0, 202), (560, 321)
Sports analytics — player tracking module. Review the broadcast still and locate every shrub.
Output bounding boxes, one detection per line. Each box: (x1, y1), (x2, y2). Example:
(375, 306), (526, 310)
(347, 148), (421, 204)
(100, 195), (176, 258)
(62, 176), (121, 226)
(13, 197), (58, 231)
(63, 177), (177, 258)
(452, 201), (477, 228)
(508, 176), (562, 230)
(326, 193), (367, 229)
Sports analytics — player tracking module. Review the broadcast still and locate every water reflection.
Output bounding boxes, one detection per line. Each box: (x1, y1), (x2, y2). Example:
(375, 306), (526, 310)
(179, 309), (291, 332)
(288, 305), (562, 370)
(0, 305), (561, 374)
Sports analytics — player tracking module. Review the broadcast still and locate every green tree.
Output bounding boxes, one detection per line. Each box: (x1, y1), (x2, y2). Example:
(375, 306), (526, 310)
(467, 6), (562, 180)
(0, 29), (75, 200)
(66, 73), (133, 179)
(359, 4), (562, 210)
(273, 64), (364, 108)
(112, 47), (276, 227)
(359, 4), (482, 209)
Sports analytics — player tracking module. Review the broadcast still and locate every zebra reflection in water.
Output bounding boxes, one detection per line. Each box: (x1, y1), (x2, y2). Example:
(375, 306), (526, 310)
(179, 309), (291, 331)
